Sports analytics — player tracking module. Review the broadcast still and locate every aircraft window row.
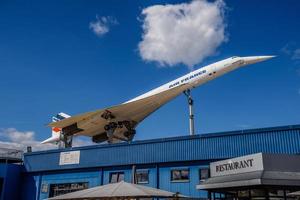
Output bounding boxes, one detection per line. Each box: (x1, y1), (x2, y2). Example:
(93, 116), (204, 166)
(109, 172), (125, 183)
(209, 71), (216, 76)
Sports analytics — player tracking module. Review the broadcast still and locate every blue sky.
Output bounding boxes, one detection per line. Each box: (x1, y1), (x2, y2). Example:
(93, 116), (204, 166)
(0, 0), (299, 149)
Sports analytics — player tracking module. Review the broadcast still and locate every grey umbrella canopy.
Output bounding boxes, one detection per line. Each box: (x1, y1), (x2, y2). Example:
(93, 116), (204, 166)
(47, 181), (187, 200)
(287, 191), (300, 197)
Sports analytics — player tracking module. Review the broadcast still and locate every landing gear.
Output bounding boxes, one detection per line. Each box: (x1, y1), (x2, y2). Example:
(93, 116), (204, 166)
(60, 133), (73, 148)
(103, 121), (136, 143)
(104, 122), (118, 131)
(100, 110), (137, 143)
(104, 122), (118, 143)
(59, 123), (82, 148)
(123, 121), (136, 142)
(124, 129), (136, 142)
(101, 110), (115, 120)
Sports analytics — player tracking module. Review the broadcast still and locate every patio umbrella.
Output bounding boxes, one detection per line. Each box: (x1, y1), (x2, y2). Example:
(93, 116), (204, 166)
(287, 191), (300, 197)
(47, 181), (187, 200)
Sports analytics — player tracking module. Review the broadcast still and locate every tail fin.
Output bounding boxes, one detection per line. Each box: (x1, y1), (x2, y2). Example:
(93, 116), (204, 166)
(51, 112), (71, 137)
(41, 112), (71, 144)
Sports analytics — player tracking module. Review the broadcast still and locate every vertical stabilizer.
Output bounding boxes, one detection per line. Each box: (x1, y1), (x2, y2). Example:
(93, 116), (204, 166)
(41, 112), (71, 146)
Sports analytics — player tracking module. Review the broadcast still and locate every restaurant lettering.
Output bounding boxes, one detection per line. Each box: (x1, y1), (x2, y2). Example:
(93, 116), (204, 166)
(210, 153), (263, 177)
(216, 158), (254, 173)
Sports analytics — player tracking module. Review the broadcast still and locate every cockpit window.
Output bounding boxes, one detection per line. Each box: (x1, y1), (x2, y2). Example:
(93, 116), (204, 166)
(231, 56), (238, 59)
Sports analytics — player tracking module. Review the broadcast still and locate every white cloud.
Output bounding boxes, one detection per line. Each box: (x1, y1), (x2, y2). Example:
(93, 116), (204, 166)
(0, 128), (93, 152)
(89, 16), (117, 37)
(281, 44), (292, 55)
(138, 0), (227, 68)
(281, 44), (300, 60)
(292, 49), (300, 60)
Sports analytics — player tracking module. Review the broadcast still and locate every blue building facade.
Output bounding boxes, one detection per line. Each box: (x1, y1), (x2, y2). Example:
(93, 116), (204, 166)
(3, 124), (300, 200)
(0, 163), (22, 200)
(0, 148), (23, 200)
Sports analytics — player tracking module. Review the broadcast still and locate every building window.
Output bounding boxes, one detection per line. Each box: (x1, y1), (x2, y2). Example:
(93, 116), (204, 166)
(238, 190), (250, 198)
(199, 168), (209, 182)
(48, 182), (88, 198)
(0, 178), (3, 198)
(251, 189), (267, 197)
(109, 172), (125, 183)
(268, 189), (284, 197)
(171, 169), (189, 182)
(41, 183), (49, 193)
(136, 170), (149, 184)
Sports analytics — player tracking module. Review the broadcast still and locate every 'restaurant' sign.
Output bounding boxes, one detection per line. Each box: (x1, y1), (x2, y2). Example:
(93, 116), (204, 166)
(59, 150), (80, 165)
(210, 153), (263, 177)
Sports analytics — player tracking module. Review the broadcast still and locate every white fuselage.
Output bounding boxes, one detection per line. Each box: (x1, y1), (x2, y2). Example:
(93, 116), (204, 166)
(42, 55), (274, 145)
(126, 56), (272, 103)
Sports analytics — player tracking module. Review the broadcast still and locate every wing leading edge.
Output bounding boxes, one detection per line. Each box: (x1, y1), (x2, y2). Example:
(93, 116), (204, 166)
(48, 83), (190, 142)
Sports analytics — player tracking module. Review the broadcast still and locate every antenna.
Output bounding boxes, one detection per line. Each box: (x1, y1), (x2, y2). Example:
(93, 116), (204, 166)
(184, 89), (195, 136)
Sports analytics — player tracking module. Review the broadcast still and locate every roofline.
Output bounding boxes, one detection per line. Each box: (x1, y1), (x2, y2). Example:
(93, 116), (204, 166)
(26, 124), (300, 156)
(200, 124), (300, 138)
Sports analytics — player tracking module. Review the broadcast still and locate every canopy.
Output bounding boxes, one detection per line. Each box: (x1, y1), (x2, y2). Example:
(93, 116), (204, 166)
(197, 171), (300, 190)
(287, 191), (300, 197)
(47, 181), (187, 200)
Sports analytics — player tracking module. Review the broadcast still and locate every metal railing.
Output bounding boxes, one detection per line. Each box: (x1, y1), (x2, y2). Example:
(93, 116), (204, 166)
(0, 147), (23, 161)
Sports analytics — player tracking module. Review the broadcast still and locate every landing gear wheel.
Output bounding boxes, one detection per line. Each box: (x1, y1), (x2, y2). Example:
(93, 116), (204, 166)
(104, 124), (110, 131)
(124, 129), (136, 141)
(61, 133), (73, 148)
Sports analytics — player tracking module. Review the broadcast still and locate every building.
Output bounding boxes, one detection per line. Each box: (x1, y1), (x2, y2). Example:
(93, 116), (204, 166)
(0, 148), (23, 200)
(1, 124), (300, 200)
(197, 153), (300, 200)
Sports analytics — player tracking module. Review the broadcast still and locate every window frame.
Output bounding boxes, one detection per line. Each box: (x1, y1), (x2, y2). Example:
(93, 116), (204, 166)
(199, 168), (210, 182)
(136, 169), (149, 184)
(109, 171), (125, 183)
(170, 168), (190, 183)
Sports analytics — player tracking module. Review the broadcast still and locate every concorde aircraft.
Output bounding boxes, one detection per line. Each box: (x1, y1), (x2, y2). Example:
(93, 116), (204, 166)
(42, 56), (274, 147)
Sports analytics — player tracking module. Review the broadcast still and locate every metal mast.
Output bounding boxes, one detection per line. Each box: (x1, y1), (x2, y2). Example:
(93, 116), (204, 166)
(184, 89), (195, 136)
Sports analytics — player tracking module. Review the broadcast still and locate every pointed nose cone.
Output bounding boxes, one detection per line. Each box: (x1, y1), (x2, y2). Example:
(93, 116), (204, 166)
(242, 55), (276, 65)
